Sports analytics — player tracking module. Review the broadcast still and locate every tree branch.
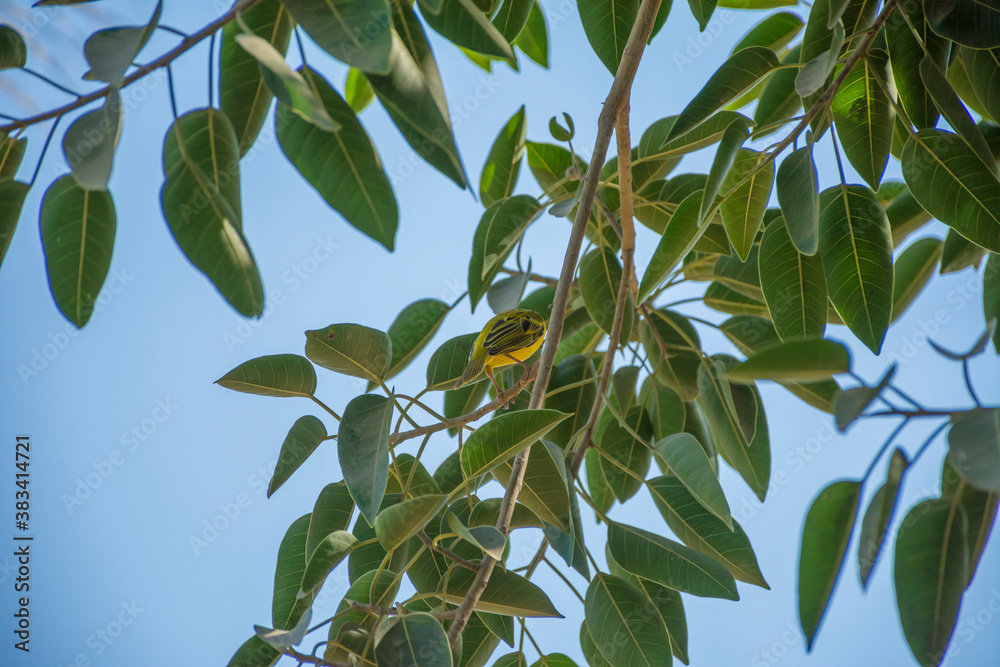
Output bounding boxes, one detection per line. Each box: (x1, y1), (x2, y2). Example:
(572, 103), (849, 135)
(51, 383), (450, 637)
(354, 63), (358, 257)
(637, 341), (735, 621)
(0, 0), (264, 134)
(445, 0), (664, 646)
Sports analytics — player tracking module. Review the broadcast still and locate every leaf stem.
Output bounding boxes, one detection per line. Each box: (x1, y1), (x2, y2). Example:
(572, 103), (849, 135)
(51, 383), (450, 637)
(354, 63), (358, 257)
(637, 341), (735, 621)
(417, 531), (480, 571)
(22, 68), (81, 98)
(308, 395), (342, 421)
(862, 417), (909, 482)
(28, 115), (61, 188)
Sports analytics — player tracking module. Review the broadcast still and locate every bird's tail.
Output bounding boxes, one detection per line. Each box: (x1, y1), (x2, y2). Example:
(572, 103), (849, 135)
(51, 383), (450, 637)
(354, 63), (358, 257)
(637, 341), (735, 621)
(454, 347), (487, 389)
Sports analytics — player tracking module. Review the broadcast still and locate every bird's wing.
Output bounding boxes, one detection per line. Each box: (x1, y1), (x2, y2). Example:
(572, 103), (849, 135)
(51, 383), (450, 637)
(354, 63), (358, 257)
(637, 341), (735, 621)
(483, 314), (543, 356)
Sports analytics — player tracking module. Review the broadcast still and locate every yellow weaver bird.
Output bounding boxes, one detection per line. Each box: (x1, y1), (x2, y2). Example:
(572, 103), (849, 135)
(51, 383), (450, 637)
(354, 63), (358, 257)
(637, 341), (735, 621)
(454, 308), (546, 406)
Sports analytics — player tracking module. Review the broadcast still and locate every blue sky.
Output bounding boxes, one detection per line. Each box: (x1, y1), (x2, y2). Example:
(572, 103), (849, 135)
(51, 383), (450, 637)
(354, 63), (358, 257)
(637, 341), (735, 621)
(1, 0), (998, 665)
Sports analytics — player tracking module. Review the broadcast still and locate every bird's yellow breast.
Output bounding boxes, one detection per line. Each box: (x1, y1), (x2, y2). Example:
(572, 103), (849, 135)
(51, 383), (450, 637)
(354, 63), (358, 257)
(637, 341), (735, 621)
(483, 334), (545, 372)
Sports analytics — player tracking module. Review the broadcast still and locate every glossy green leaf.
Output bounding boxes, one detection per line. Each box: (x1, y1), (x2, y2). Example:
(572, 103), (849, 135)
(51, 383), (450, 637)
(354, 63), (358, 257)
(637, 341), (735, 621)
(220, 0), (294, 155)
(216, 354), (317, 398)
(579, 621), (612, 667)
(608, 521), (740, 599)
(728, 339), (849, 382)
(902, 129), (1000, 254)
(300, 530), (357, 595)
(384, 299), (449, 381)
(920, 55), (995, 172)
(925, 0), (1000, 49)
(62, 90), (121, 190)
(720, 147), (774, 260)
(577, 0), (639, 75)
(949, 408), (1000, 493)
(544, 354), (597, 448)
(0, 180), (28, 270)
(578, 247), (633, 344)
(305, 323), (392, 382)
(447, 513), (505, 560)
(701, 119), (751, 224)
(886, 2), (949, 130)
(0, 131), (27, 180)
(940, 228), (988, 274)
(944, 464), (999, 587)
(375, 613), (452, 667)
(758, 217), (828, 338)
(513, 1), (549, 68)
(492, 440), (570, 532)
(460, 409), (569, 481)
(387, 454), (442, 497)
(525, 141), (587, 205)
(468, 195), (543, 309)
(818, 184), (893, 354)
(481, 106), (527, 207)
(349, 495), (406, 583)
(492, 0), (534, 42)
(543, 472), (591, 580)
(894, 497), (969, 666)
(647, 475), (768, 588)
(697, 355), (770, 501)
(82, 1), (161, 84)
(654, 433), (731, 528)
(831, 48), (893, 190)
(344, 67), (374, 114)
(268, 416), (328, 497)
(962, 46), (1000, 126)
(375, 494), (447, 551)
(891, 237), (943, 322)
(338, 394), (394, 525)
(732, 11), (803, 54)
(688, 0), (718, 31)
(283, 0), (392, 73)
(420, 0), (515, 62)
(859, 448), (907, 588)
(529, 654), (579, 667)
(444, 383), (488, 436)
(0, 25), (26, 69)
(225, 635), (281, 667)
(367, 0), (466, 188)
(796, 19), (844, 98)
(638, 191), (706, 303)
(599, 406), (654, 502)
(754, 45), (802, 137)
(307, 482), (355, 559)
(438, 566), (562, 617)
(642, 308), (703, 402)
(645, 381), (686, 442)
(584, 573), (673, 667)
(272, 514), (312, 630)
(40, 175), (116, 327)
(585, 447), (617, 517)
(160, 109), (263, 317)
(327, 569), (401, 652)
(426, 332), (479, 390)
(668, 47), (779, 141)
(703, 281), (770, 318)
(458, 613), (502, 667)
(798, 480), (861, 649)
(985, 253), (1000, 354)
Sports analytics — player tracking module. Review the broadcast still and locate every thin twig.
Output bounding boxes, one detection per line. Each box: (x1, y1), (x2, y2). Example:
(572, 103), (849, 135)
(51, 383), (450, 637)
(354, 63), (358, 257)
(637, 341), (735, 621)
(417, 531), (480, 571)
(445, 0), (664, 646)
(344, 599), (458, 619)
(22, 68), (81, 98)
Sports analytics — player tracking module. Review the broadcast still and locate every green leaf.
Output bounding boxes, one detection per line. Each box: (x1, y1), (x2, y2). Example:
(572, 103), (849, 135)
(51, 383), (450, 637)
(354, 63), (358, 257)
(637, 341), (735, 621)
(62, 90), (121, 190)
(701, 119), (751, 224)
(578, 0), (639, 75)
(920, 55), (996, 172)
(427, 332), (480, 390)
(887, 185), (933, 247)
(584, 573), (674, 666)
(798, 480), (861, 649)
(460, 409), (569, 481)
(366, 0), (466, 188)
(985, 253), (1000, 354)
(374, 613), (452, 667)
(925, 0), (1000, 49)
(585, 447), (617, 517)
(720, 147), (774, 261)
(82, 1), (161, 84)
(543, 473), (591, 580)
(438, 567), (562, 617)
(894, 497), (969, 666)
(891, 237), (943, 322)
(300, 530), (357, 595)
(225, 635), (281, 667)
(758, 217), (827, 339)
(653, 434), (731, 528)
(599, 406), (654, 502)
(349, 495), (406, 582)
(831, 48), (893, 190)
(687, 0), (718, 31)
(458, 613), (502, 667)
(0, 25), (27, 69)
(268, 416), (328, 497)
(645, 381), (686, 443)
(796, 18), (844, 98)
(307, 482), (355, 559)
(754, 45), (802, 137)
(282, 0), (392, 73)
(344, 68), (374, 113)
(480, 613), (516, 650)
(420, 0), (515, 62)
(949, 408), (1000, 493)
(638, 191), (705, 303)
(447, 513), (505, 560)
(529, 654), (579, 667)
(0, 180), (28, 270)
(732, 11), (803, 54)
(833, 364), (895, 431)
(700, 355), (771, 501)
(220, 0), (294, 155)
(513, 1), (549, 68)
(668, 46), (779, 141)
(216, 354), (317, 398)
(160, 109), (263, 317)
(647, 475), (768, 588)
(578, 247), (634, 344)
(525, 140), (586, 203)
(963, 46), (1000, 125)
(886, 2), (949, 130)
(338, 394), (394, 525)
(642, 308), (703, 402)
(859, 448), (907, 588)
(305, 323), (392, 382)
(387, 454), (442, 496)
(445, 383), (488, 435)
(902, 129), (1000, 254)
(468, 195), (543, 309)
(272, 514), (312, 630)
(375, 494), (447, 551)
(492, 440), (571, 532)
(469, 497), (544, 531)
(728, 339), (849, 383)
(481, 106), (527, 207)
(542, 354), (597, 448)
(492, 0), (534, 42)
(579, 621), (612, 667)
(40, 175), (116, 327)
(607, 521), (740, 599)
(0, 131), (27, 180)
(327, 568), (401, 647)
(276, 67), (398, 249)
(940, 228), (988, 274)
(818, 184), (893, 354)
(944, 465), (999, 587)
(383, 299), (449, 381)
